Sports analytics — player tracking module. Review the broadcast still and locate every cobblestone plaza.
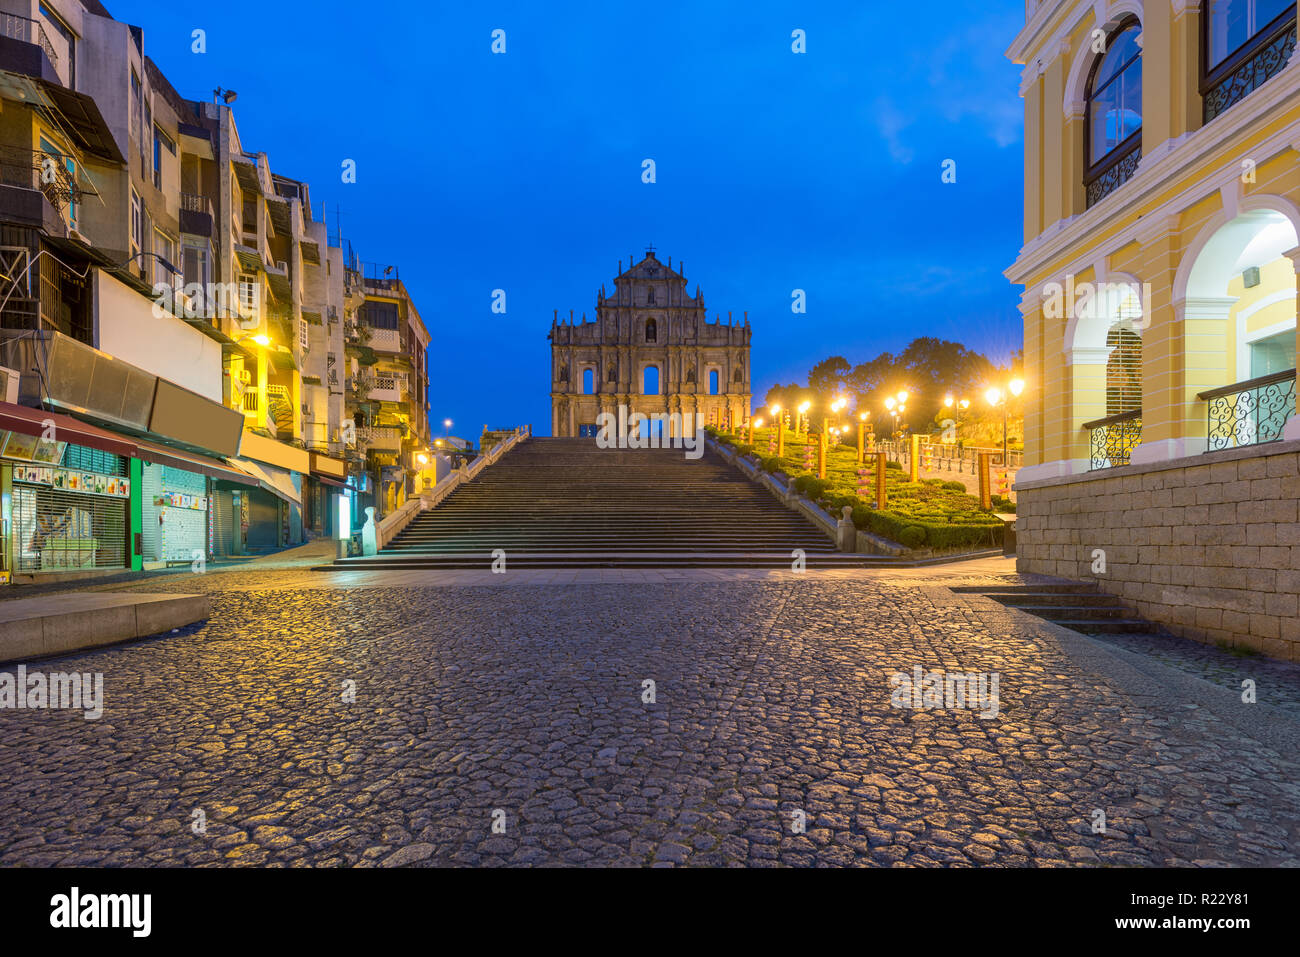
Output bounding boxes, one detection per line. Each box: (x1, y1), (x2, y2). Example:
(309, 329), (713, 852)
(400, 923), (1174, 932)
(2, 560), (1297, 868)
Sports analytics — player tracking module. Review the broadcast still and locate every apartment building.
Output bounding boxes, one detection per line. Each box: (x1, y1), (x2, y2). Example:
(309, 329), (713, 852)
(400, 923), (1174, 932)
(0, 0), (430, 579)
(342, 249), (432, 520)
(1006, 0), (1300, 658)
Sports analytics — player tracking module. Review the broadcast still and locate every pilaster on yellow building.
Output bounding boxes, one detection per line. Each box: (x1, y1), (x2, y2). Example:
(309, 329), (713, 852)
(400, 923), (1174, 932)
(1007, 1), (1300, 660)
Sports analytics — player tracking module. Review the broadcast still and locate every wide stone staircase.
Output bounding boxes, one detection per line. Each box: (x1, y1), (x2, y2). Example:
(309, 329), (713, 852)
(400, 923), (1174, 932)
(332, 437), (892, 569)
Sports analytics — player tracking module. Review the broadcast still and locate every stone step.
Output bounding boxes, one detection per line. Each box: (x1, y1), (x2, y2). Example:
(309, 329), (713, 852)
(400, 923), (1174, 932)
(952, 583), (1165, 636)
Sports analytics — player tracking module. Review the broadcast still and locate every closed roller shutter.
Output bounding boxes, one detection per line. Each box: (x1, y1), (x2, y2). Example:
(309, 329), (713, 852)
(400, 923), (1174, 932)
(157, 466), (207, 562)
(12, 484), (129, 571)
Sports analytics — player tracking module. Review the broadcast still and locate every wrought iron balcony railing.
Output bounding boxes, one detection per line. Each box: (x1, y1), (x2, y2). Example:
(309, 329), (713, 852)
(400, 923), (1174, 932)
(0, 146), (77, 211)
(1083, 409), (1142, 469)
(0, 13), (58, 69)
(1085, 138), (1141, 209)
(1203, 13), (1297, 124)
(1199, 370), (1296, 452)
(180, 191), (213, 216)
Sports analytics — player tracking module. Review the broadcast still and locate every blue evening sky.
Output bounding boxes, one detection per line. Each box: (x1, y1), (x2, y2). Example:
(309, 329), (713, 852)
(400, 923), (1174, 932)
(109, 0), (1026, 439)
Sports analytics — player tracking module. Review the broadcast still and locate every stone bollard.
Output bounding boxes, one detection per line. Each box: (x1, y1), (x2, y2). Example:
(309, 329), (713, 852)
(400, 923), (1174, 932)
(362, 507), (378, 556)
(837, 505), (856, 552)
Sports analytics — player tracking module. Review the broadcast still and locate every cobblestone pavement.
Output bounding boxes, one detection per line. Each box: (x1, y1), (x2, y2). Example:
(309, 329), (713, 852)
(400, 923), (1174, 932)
(1, 568), (1298, 867)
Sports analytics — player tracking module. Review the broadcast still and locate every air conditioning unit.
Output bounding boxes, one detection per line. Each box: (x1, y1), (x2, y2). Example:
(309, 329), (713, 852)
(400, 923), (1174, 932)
(276, 260), (287, 273)
(237, 369), (251, 385)
(0, 364), (21, 404)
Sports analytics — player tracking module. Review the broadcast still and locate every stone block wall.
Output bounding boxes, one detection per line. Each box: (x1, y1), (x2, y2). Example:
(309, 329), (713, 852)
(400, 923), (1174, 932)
(1015, 440), (1300, 661)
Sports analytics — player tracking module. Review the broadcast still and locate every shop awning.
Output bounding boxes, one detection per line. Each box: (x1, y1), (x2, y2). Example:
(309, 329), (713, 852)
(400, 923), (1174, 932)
(0, 402), (135, 458)
(135, 439), (258, 485)
(314, 475), (347, 489)
(226, 457), (302, 507)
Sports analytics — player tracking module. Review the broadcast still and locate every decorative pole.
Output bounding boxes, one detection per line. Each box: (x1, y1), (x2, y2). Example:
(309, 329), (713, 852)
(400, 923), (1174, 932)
(817, 429), (827, 479)
(874, 451), (887, 510)
(909, 433), (921, 483)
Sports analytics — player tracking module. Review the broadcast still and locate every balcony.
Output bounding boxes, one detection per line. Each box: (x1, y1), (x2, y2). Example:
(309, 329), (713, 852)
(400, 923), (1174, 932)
(0, 145), (76, 213)
(1199, 370), (1296, 452)
(1085, 137), (1141, 210)
(367, 325), (401, 352)
(357, 426), (402, 451)
(1203, 12), (1298, 124)
(180, 191), (213, 237)
(0, 14), (57, 70)
(1084, 409), (1142, 470)
(370, 373), (405, 403)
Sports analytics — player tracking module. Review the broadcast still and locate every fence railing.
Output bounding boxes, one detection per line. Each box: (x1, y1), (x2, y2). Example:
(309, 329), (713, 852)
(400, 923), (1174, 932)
(1083, 409), (1142, 469)
(0, 14), (57, 68)
(879, 439), (1023, 473)
(1199, 370), (1296, 452)
(0, 145), (75, 211)
(180, 191), (213, 216)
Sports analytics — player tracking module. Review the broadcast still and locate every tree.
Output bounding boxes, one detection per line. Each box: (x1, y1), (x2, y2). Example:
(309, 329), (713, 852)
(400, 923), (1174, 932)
(807, 356), (851, 403)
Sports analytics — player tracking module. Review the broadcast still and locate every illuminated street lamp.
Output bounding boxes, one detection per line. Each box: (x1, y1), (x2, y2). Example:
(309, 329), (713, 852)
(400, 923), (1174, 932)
(770, 404), (784, 457)
(797, 400), (811, 436)
(824, 396), (847, 436)
(986, 378), (1026, 463)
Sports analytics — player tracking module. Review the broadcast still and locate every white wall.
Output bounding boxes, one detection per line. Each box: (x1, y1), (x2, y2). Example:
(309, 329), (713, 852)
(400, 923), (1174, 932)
(95, 271), (223, 403)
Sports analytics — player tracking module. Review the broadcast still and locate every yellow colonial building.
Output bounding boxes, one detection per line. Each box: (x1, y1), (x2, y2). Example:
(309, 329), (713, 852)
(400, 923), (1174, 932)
(1007, 0), (1300, 659)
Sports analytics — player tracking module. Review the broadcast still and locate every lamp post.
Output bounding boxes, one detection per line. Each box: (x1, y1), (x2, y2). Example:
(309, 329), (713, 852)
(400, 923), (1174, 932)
(884, 390), (908, 442)
(984, 378), (1025, 463)
(824, 396), (846, 436)
(857, 411), (870, 464)
(770, 404), (783, 458)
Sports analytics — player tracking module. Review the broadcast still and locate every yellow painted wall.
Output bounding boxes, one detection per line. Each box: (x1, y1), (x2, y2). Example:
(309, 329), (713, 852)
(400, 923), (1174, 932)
(1009, 2), (1300, 467)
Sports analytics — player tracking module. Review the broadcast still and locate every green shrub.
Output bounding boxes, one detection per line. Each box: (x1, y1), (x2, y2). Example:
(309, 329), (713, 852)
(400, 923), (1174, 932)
(941, 481), (967, 492)
(793, 475), (832, 499)
(898, 526), (927, 548)
(885, 460), (903, 471)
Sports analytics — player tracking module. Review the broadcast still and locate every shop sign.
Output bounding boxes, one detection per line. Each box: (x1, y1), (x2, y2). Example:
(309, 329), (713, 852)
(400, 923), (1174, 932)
(11, 464), (130, 498)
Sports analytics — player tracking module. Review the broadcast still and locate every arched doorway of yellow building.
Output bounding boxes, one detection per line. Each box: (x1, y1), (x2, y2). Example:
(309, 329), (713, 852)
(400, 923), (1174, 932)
(1175, 201), (1298, 450)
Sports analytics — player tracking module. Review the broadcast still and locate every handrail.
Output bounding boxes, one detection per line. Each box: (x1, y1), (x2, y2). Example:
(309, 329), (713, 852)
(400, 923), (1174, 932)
(373, 429), (526, 549)
(1197, 368), (1297, 401)
(1082, 407), (1142, 430)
